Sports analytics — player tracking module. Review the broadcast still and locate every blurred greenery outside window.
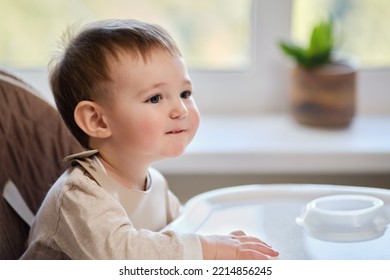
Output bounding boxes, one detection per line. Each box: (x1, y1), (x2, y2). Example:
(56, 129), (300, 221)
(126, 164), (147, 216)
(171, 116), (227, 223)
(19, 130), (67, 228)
(1, 0), (389, 71)
(0, 0), (251, 70)
(292, 0), (390, 69)
(1, 0), (389, 116)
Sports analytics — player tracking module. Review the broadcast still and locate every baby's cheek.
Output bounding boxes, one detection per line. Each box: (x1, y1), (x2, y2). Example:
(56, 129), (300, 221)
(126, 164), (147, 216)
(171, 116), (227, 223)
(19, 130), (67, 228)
(187, 100), (199, 119)
(190, 108), (200, 135)
(138, 119), (160, 135)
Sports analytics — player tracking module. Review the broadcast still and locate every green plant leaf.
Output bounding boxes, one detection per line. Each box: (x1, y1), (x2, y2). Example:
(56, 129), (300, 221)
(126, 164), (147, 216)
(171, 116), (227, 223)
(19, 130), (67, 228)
(309, 20), (333, 58)
(278, 18), (335, 68)
(279, 41), (311, 67)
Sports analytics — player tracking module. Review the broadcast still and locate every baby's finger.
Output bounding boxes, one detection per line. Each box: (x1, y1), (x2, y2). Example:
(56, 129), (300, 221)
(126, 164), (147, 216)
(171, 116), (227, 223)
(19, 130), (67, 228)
(231, 234), (273, 248)
(241, 242), (279, 257)
(237, 249), (270, 260)
(229, 230), (246, 237)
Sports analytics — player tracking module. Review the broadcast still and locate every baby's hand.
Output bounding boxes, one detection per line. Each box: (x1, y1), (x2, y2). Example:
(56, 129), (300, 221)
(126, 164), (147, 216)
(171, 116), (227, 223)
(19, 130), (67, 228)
(199, 230), (279, 260)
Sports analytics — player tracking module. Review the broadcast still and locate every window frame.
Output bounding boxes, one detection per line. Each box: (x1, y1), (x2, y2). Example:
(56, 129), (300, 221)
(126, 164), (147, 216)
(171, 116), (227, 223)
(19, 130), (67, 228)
(11, 0), (390, 115)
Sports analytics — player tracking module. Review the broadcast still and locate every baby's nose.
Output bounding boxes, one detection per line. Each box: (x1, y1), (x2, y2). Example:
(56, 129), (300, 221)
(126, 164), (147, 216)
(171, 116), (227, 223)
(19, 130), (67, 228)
(170, 100), (188, 119)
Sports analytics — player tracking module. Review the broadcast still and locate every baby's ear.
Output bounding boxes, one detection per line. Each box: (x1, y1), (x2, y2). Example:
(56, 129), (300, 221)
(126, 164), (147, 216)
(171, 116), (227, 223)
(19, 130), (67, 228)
(74, 101), (112, 138)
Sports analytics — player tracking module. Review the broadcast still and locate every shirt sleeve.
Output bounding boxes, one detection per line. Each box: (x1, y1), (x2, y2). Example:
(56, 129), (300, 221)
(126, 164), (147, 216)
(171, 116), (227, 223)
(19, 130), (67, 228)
(53, 177), (203, 260)
(173, 232), (203, 260)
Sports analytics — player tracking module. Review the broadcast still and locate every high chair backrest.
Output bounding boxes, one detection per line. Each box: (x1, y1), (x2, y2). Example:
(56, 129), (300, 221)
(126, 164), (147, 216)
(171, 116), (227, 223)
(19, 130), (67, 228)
(0, 68), (82, 259)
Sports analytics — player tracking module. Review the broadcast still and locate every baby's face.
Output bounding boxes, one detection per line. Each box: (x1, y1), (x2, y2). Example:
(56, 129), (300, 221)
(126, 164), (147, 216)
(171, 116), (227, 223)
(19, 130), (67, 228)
(102, 49), (200, 162)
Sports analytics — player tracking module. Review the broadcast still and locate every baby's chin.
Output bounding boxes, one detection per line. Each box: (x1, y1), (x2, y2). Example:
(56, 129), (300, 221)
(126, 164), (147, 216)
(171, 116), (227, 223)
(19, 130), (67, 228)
(167, 147), (188, 158)
(159, 145), (189, 160)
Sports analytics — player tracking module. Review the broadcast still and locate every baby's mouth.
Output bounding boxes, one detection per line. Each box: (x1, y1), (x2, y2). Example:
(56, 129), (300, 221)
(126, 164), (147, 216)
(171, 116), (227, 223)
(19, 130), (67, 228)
(166, 129), (185, 134)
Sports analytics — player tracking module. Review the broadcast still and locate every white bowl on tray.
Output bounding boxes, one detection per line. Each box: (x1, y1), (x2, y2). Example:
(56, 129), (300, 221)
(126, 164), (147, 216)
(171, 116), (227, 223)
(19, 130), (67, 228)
(296, 194), (390, 242)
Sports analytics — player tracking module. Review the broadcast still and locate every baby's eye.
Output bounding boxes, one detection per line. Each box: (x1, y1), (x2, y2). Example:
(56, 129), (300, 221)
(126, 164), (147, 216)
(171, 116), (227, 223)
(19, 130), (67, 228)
(146, 95), (162, 104)
(180, 91), (192, 99)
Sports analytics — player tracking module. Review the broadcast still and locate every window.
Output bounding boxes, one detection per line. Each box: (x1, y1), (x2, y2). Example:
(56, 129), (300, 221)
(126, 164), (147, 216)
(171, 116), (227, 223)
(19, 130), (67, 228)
(0, 0), (251, 70)
(292, 0), (390, 68)
(1, 0), (389, 115)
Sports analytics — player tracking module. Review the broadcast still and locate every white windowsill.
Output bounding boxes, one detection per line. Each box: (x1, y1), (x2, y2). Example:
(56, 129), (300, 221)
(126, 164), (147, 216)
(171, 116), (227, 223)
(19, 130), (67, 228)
(153, 114), (390, 175)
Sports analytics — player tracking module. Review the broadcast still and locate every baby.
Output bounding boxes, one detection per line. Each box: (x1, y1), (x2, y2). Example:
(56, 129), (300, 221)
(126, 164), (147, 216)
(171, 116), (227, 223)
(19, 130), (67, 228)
(21, 19), (278, 260)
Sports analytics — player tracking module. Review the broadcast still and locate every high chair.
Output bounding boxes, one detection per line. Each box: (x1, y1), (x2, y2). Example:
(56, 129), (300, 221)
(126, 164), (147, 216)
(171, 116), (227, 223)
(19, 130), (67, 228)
(0, 68), (82, 259)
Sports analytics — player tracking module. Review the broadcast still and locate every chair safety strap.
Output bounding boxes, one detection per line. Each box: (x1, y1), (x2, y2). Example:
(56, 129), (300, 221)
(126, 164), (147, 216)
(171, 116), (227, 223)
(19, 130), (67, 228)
(2, 180), (34, 227)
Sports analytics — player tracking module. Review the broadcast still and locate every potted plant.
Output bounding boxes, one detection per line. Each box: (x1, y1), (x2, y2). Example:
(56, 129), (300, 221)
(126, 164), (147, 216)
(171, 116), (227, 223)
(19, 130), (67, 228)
(279, 19), (356, 127)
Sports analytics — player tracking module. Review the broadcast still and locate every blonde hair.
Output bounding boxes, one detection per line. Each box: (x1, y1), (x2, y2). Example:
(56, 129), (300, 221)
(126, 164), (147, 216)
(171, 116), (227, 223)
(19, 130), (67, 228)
(50, 19), (181, 148)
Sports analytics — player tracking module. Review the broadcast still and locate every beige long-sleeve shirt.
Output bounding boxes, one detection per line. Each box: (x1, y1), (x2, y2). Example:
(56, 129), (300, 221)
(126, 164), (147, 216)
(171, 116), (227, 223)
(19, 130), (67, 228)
(21, 154), (202, 259)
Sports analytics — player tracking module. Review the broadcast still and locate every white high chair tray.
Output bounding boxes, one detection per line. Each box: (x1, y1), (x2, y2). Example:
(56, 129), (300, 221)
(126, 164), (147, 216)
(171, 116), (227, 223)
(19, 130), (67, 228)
(165, 184), (390, 259)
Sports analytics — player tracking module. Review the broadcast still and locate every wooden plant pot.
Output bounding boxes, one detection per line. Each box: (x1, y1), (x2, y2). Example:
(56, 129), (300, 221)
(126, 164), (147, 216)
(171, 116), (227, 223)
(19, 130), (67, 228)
(290, 63), (356, 128)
